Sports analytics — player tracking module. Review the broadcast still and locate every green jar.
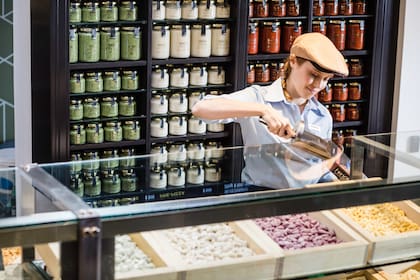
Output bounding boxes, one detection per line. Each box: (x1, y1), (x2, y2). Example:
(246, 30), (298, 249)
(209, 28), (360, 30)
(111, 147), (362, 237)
(103, 71), (121, 91)
(70, 73), (85, 94)
(83, 98), (100, 119)
(70, 99), (83, 121)
(70, 124), (86, 145)
(119, 148), (135, 167)
(79, 27), (100, 62)
(70, 173), (84, 197)
(82, 151), (100, 171)
(82, 2), (100, 22)
(102, 171), (121, 194)
(104, 121), (123, 142)
(121, 169), (137, 192)
(100, 149), (119, 169)
(121, 27), (141, 60)
(100, 1), (118, 22)
(101, 27), (120, 61)
(122, 70), (139, 90)
(101, 96), (118, 117)
(123, 120), (140, 140)
(119, 96), (136, 116)
(83, 171), (101, 196)
(85, 72), (103, 93)
(86, 123), (104, 143)
(70, 153), (83, 173)
(119, 1), (137, 21)
(119, 197), (136, 205)
(69, 2), (82, 23)
(69, 27), (78, 63)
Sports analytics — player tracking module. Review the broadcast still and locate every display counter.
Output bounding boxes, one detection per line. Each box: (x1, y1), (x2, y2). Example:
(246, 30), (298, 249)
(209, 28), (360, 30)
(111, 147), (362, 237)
(1, 132), (420, 279)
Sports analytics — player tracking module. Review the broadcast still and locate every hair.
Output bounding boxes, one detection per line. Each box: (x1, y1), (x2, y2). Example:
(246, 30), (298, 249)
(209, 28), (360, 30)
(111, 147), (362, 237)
(283, 56), (306, 81)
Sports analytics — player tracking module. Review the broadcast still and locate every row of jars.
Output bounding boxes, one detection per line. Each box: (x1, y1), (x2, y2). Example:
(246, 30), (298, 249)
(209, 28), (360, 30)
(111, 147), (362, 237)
(317, 19), (366, 51)
(312, 0), (367, 16)
(70, 71), (139, 93)
(249, 0), (301, 17)
(317, 82), (363, 102)
(152, 0), (230, 20)
(332, 128), (358, 148)
(150, 115), (224, 137)
(70, 120), (141, 145)
(70, 96), (136, 120)
(151, 23), (230, 59)
(151, 90), (205, 114)
(328, 103), (361, 122)
(69, 1), (139, 23)
(70, 26), (142, 63)
(151, 65), (226, 88)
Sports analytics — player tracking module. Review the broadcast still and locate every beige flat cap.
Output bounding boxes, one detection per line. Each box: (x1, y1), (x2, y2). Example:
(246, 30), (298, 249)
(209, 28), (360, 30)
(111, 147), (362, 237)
(290, 32), (349, 76)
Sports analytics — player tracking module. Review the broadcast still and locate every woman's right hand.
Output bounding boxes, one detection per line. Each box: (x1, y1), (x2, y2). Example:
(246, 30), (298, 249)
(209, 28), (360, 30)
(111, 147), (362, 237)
(261, 105), (296, 139)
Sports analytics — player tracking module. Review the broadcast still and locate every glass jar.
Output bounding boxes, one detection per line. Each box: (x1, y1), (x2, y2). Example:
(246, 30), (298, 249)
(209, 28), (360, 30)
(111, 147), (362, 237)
(150, 167), (167, 189)
(121, 169), (137, 192)
(331, 104), (346, 122)
(100, 1), (118, 21)
(188, 115), (206, 134)
(151, 67), (169, 88)
(119, 1), (137, 21)
(104, 121), (123, 142)
(119, 96), (136, 116)
(313, 0), (325, 16)
(152, 25), (170, 59)
(339, 0), (353, 15)
(182, 0), (198, 19)
(69, 2), (82, 23)
(168, 167), (185, 187)
(187, 163), (205, 184)
(78, 27), (100, 62)
(82, 151), (100, 171)
(69, 27), (78, 63)
(122, 70), (139, 90)
(190, 66), (208, 86)
(327, 20), (346, 51)
(286, 0), (300, 16)
(211, 24), (230, 56)
(152, 0), (166, 20)
(205, 141), (224, 159)
(205, 163), (222, 182)
(282, 21), (302, 52)
(249, 0), (254, 18)
(70, 73), (85, 94)
(121, 26), (141, 61)
(346, 103), (360, 121)
(83, 171), (101, 196)
(187, 142), (205, 160)
(208, 65), (226, 84)
(247, 64), (255, 84)
(270, 0), (286, 17)
(188, 91), (205, 110)
(348, 82), (362, 100)
(332, 129), (345, 146)
(123, 120), (140, 140)
(169, 92), (188, 113)
(150, 144), (168, 165)
(317, 83), (332, 102)
(347, 20), (365, 50)
(168, 143), (187, 162)
(82, 2), (100, 22)
(169, 116), (187, 136)
(70, 124), (86, 145)
(100, 27), (120, 61)
(170, 67), (189, 88)
(83, 98), (100, 119)
(120, 148), (136, 168)
(103, 71), (121, 91)
(269, 62), (284, 81)
(254, 0), (268, 17)
(349, 58), (363, 76)
(344, 129), (357, 147)
(216, 0), (230, 18)
(198, 0), (216, 19)
(85, 72), (103, 93)
(101, 150), (119, 169)
(102, 171), (121, 194)
(312, 20), (327, 36)
(248, 22), (259, 55)
(86, 123), (104, 144)
(261, 22), (281, 54)
(255, 63), (270, 83)
(71, 153), (83, 173)
(170, 25), (191, 58)
(207, 122), (224, 133)
(150, 117), (168, 137)
(151, 93), (169, 114)
(191, 25), (211, 58)
(70, 173), (84, 197)
(165, 0), (182, 19)
(333, 82), (348, 101)
(354, 0), (366, 15)
(325, 0), (338, 15)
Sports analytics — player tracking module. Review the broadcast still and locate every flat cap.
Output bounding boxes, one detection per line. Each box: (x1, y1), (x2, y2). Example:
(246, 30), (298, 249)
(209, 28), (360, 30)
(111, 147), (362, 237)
(290, 32), (349, 76)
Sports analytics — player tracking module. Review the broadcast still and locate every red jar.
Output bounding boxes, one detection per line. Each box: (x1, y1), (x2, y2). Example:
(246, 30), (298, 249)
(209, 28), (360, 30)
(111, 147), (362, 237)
(318, 83), (332, 102)
(270, 62), (284, 81)
(282, 21), (302, 52)
(344, 129), (357, 146)
(325, 0), (338, 16)
(331, 104), (346, 122)
(313, 0), (325, 16)
(249, 0), (254, 17)
(332, 130), (344, 146)
(260, 22), (281, 54)
(286, 0), (300, 16)
(312, 20), (327, 35)
(354, 0), (366, 15)
(327, 20), (346, 51)
(347, 20), (365, 50)
(270, 0), (286, 17)
(333, 82), (348, 101)
(254, 0), (269, 17)
(346, 103), (360, 121)
(349, 58), (363, 76)
(348, 82), (362, 100)
(255, 63), (270, 82)
(247, 64), (255, 84)
(248, 22), (259, 55)
(339, 0), (353, 15)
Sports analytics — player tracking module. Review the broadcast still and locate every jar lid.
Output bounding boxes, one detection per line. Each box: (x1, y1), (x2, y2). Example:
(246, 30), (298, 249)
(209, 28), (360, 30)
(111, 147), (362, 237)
(121, 169), (134, 176)
(71, 124), (84, 130)
(83, 2), (99, 7)
(87, 123), (102, 129)
(192, 24), (211, 28)
(348, 103), (358, 107)
(329, 20), (346, 24)
(101, 1), (117, 5)
(152, 25), (170, 30)
(102, 96), (117, 102)
(120, 96), (135, 101)
(123, 70), (138, 75)
(70, 2), (80, 7)
(349, 82), (361, 86)
(171, 24), (190, 29)
(102, 149), (118, 156)
(121, 26), (140, 31)
(101, 26), (120, 32)
(121, 1), (136, 5)
(71, 99), (82, 105)
(349, 20), (365, 24)
(333, 82), (347, 87)
(84, 97), (99, 103)
(313, 20), (326, 24)
(106, 121), (121, 127)
(120, 148), (135, 154)
(124, 120), (139, 125)
(350, 58), (361, 62)
(86, 72), (102, 77)
(104, 70), (120, 76)
(332, 104), (344, 108)
(71, 153), (82, 160)
(79, 27), (99, 33)
(72, 72), (84, 78)
(212, 23), (229, 29)
(82, 151), (99, 158)
(262, 21), (280, 26)
(190, 91), (205, 96)
(285, 21), (302, 26)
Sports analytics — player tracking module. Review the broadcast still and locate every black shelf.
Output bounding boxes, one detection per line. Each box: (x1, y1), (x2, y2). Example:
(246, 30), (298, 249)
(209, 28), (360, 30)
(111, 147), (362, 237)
(247, 53), (290, 61)
(330, 75), (369, 81)
(151, 83), (233, 91)
(333, 121), (363, 128)
(70, 115), (147, 125)
(70, 139), (147, 151)
(150, 132), (230, 144)
(151, 56), (234, 65)
(153, 18), (235, 24)
(70, 89), (147, 97)
(322, 99), (367, 105)
(70, 20), (148, 27)
(69, 60), (148, 70)
(249, 16), (307, 21)
(313, 14), (374, 20)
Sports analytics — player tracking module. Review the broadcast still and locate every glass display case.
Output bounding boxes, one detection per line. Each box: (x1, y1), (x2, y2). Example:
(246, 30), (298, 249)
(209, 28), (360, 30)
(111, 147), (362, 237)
(1, 131), (420, 279)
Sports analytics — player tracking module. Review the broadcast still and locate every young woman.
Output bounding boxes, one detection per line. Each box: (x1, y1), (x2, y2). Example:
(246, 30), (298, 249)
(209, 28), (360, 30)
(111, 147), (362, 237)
(192, 33), (349, 188)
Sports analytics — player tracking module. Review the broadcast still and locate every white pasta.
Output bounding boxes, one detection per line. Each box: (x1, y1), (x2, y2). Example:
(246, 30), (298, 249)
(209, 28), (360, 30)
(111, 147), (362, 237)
(114, 235), (155, 273)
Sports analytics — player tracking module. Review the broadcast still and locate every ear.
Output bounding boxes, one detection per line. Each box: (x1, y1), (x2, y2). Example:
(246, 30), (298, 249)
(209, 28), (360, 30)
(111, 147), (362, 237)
(289, 54), (297, 68)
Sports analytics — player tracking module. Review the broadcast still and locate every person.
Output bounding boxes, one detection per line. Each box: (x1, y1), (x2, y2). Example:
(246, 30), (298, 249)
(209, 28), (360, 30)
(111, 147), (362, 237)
(192, 32), (349, 188)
